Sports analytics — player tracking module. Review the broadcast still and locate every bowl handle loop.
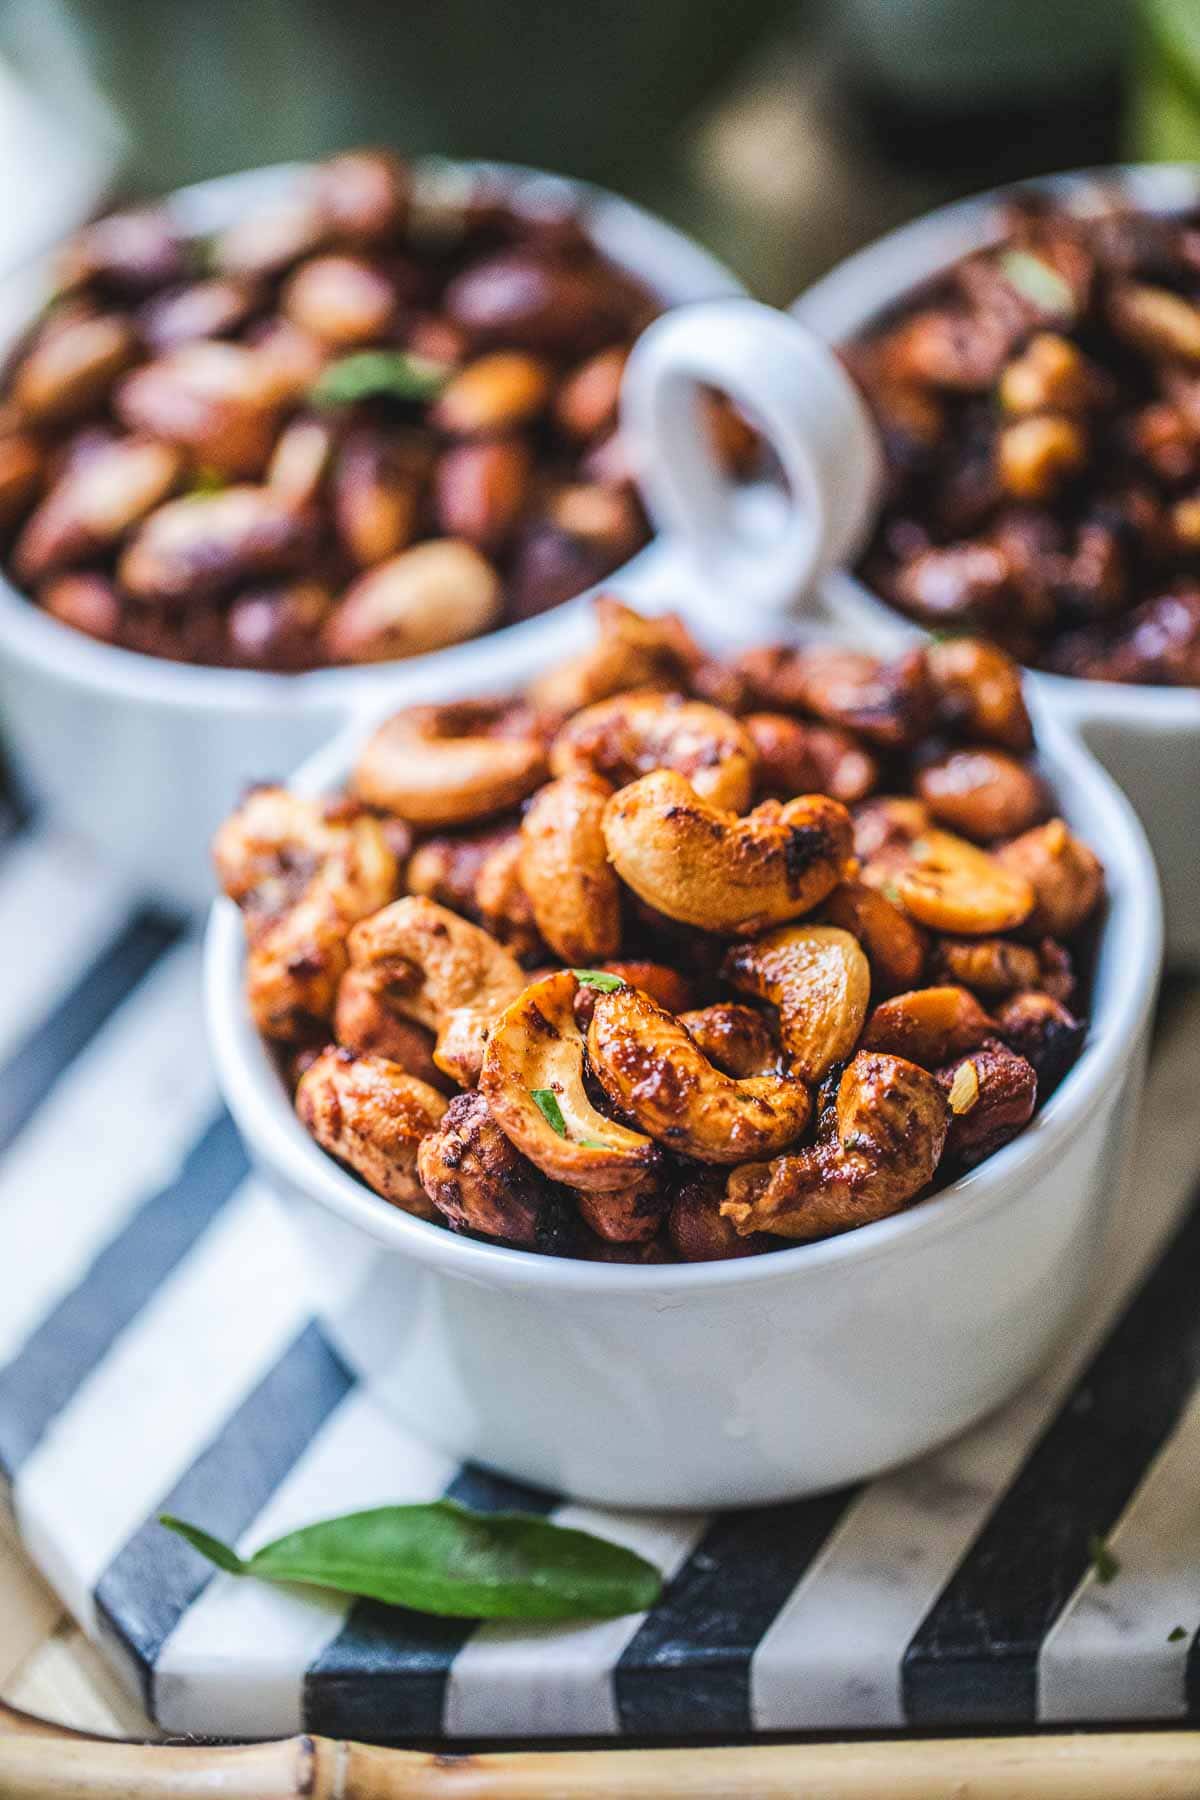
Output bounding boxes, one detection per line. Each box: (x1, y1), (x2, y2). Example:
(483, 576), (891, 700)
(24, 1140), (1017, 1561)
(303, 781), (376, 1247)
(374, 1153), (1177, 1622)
(621, 299), (886, 624)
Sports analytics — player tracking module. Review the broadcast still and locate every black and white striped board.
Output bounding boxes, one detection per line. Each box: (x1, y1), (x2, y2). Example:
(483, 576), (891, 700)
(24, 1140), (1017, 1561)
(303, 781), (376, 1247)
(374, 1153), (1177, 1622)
(1, 809), (1199, 1742)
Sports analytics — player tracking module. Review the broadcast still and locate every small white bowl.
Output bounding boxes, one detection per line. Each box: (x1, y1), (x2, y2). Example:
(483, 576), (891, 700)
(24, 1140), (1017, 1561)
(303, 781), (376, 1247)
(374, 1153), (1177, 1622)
(0, 159), (744, 911)
(618, 167), (1200, 965)
(204, 673), (1161, 1509)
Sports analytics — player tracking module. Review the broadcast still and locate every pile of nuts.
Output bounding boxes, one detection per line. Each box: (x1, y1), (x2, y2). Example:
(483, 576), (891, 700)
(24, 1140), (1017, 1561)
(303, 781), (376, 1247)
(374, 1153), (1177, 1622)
(0, 149), (717, 671)
(216, 596), (1104, 1263)
(849, 190), (1200, 684)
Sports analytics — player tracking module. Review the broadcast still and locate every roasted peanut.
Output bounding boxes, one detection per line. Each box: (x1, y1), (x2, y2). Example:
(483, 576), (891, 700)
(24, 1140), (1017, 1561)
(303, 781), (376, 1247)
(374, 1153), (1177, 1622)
(434, 438), (531, 553)
(444, 252), (624, 354)
(892, 829), (1036, 935)
(770, 645), (930, 749)
(915, 748), (1047, 843)
(995, 819), (1104, 937)
(138, 276), (262, 352)
(296, 1047), (446, 1216)
(214, 189), (327, 278)
(679, 1004), (780, 1079)
(604, 770), (853, 936)
(406, 821), (522, 919)
(861, 984), (994, 1067)
(924, 636), (1033, 752)
(115, 342), (286, 478)
(724, 924), (870, 1083)
(552, 690), (757, 812)
(998, 333), (1096, 415)
(994, 990), (1086, 1095)
(283, 254), (397, 346)
(576, 1176), (669, 1245)
(315, 148), (410, 244)
(571, 962), (695, 1028)
(267, 416), (334, 509)
(722, 1052), (949, 1240)
(120, 486), (316, 603)
(480, 972), (659, 1190)
(433, 351), (551, 436)
(56, 207), (187, 297)
(325, 538), (501, 663)
(587, 983), (811, 1163)
(935, 1038), (1038, 1166)
(745, 713), (878, 805)
(353, 701), (547, 827)
(346, 895), (524, 1087)
(518, 772), (620, 964)
(823, 881), (928, 997)
(12, 312), (137, 425)
(213, 787), (397, 1041)
(418, 1090), (560, 1248)
(14, 437), (181, 582)
(473, 833), (544, 960)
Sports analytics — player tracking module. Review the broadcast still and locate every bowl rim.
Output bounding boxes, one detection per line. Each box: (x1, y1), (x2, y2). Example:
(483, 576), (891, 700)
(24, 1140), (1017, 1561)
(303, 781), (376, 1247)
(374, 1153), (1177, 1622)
(0, 155), (745, 713)
(792, 160), (1200, 726)
(204, 665), (1163, 1298)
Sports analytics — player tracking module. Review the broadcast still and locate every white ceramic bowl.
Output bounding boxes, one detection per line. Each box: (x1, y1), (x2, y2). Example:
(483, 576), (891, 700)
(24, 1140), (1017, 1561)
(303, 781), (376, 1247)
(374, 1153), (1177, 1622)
(204, 675), (1161, 1509)
(618, 167), (1200, 965)
(0, 159), (745, 911)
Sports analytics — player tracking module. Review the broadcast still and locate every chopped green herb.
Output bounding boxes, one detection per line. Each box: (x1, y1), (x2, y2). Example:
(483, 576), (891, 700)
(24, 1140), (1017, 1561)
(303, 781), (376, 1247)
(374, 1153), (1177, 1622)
(161, 1503), (661, 1621)
(1000, 250), (1075, 317)
(309, 349), (451, 410)
(186, 465), (227, 497)
(577, 1138), (611, 1151)
(1088, 1533), (1121, 1585)
(881, 881), (903, 905)
(1168, 1625), (1189, 1643)
(530, 1088), (567, 1136)
(571, 970), (626, 992)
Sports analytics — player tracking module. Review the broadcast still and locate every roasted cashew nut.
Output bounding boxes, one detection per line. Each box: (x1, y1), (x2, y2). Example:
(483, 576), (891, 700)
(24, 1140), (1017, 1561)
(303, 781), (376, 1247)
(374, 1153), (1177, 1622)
(295, 1047), (448, 1217)
(587, 984), (811, 1164)
(995, 819), (1104, 938)
(213, 786), (397, 1042)
(352, 701), (548, 828)
(479, 972), (659, 1191)
(861, 984), (995, 1068)
(346, 895), (524, 1086)
(551, 690), (757, 811)
(417, 1090), (564, 1249)
(722, 1051), (950, 1240)
(823, 881), (928, 998)
(668, 1172), (773, 1261)
(723, 924), (870, 1084)
(891, 829), (1036, 936)
(994, 990), (1086, 1096)
(678, 1004), (780, 1079)
(935, 1037), (1038, 1168)
(603, 770), (853, 937)
(518, 772), (621, 964)
(576, 1175), (668, 1245)
(527, 594), (703, 716)
(333, 968), (455, 1093)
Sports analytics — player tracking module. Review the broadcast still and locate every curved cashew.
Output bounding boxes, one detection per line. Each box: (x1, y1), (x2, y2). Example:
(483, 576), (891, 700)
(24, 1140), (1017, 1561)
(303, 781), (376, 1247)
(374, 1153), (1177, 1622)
(927, 935), (1042, 1000)
(528, 594), (702, 716)
(924, 636), (1033, 752)
(723, 924), (870, 1084)
(353, 701), (548, 828)
(479, 972), (658, 1191)
(518, 772), (621, 964)
(892, 829), (1035, 935)
(587, 984), (811, 1164)
(417, 1090), (562, 1249)
(576, 1175), (669, 1245)
(823, 881), (928, 997)
(935, 1038), (1038, 1168)
(679, 1004), (780, 1079)
(295, 1047), (447, 1217)
(213, 786), (397, 1041)
(722, 1051), (949, 1241)
(333, 968), (455, 1093)
(346, 896), (524, 1086)
(745, 713), (877, 806)
(603, 770), (853, 936)
(551, 690), (757, 811)
(861, 984), (994, 1068)
(996, 819), (1104, 938)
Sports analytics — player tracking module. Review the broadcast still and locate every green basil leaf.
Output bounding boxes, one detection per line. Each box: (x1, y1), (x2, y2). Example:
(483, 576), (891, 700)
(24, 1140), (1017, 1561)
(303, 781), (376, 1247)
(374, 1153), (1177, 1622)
(577, 1138), (612, 1151)
(571, 969), (625, 992)
(530, 1088), (567, 1136)
(1168, 1625), (1189, 1643)
(309, 349), (451, 409)
(162, 1502), (661, 1620)
(1087, 1532), (1121, 1585)
(999, 250), (1075, 317)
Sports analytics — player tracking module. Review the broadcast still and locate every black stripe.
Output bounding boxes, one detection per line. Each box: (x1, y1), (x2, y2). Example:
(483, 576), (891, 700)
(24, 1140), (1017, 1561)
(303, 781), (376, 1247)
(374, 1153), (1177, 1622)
(0, 907), (181, 1159)
(94, 1322), (354, 1713)
(303, 1464), (558, 1741)
(1186, 1626), (1200, 1717)
(614, 1488), (858, 1736)
(0, 1112), (248, 1477)
(904, 1186), (1200, 1727)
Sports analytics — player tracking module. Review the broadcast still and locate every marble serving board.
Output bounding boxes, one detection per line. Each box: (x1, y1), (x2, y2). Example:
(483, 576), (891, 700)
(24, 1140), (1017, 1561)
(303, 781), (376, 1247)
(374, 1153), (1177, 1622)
(0, 804), (1198, 1743)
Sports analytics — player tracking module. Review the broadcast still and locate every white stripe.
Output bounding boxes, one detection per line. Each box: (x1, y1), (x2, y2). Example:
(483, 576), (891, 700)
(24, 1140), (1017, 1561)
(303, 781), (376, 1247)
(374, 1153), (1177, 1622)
(0, 829), (133, 1065)
(13, 1180), (309, 1633)
(751, 993), (1200, 1731)
(154, 1387), (457, 1737)
(0, 941), (214, 1364)
(444, 1506), (706, 1738)
(1039, 1380), (1200, 1721)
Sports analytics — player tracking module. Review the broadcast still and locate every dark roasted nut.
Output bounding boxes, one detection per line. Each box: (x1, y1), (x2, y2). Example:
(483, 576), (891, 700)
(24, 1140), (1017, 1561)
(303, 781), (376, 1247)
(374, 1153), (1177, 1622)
(998, 333), (1096, 415)
(746, 713), (877, 804)
(927, 935), (1041, 999)
(434, 438), (531, 552)
(936, 1037), (1038, 1166)
(115, 342), (285, 478)
(56, 208), (187, 297)
(1108, 281), (1200, 364)
(434, 352), (551, 436)
(333, 969), (454, 1093)
(138, 277), (261, 351)
(283, 254), (398, 346)
(994, 990), (1086, 1094)
(324, 539), (501, 663)
(0, 435), (44, 530)
(444, 252), (626, 354)
(267, 416), (334, 509)
(215, 189), (327, 278)
(772, 646), (930, 749)
(227, 583), (332, 671)
(915, 748), (1046, 843)
(417, 1090), (561, 1247)
(555, 346), (627, 442)
(924, 636), (1033, 751)
(824, 881), (928, 996)
(315, 149), (410, 244)
(14, 437), (182, 582)
(995, 818), (1104, 937)
(679, 1003), (780, 1079)
(333, 428), (424, 566)
(668, 1172), (772, 1260)
(997, 415), (1086, 502)
(119, 486), (316, 603)
(296, 1046), (446, 1216)
(861, 984), (994, 1067)
(243, 317), (328, 398)
(893, 543), (1014, 629)
(12, 313), (137, 425)
(40, 573), (123, 643)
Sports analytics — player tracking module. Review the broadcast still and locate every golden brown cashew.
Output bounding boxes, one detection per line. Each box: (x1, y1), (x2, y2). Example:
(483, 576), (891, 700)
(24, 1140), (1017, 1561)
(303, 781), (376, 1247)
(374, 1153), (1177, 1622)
(603, 770), (853, 936)
(927, 935), (1042, 1000)
(722, 1051), (950, 1240)
(587, 984), (811, 1164)
(295, 1047), (447, 1217)
(551, 690), (757, 811)
(352, 701), (548, 827)
(924, 637), (1033, 752)
(996, 819), (1104, 938)
(892, 829), (1036, 935)
(861, 984), (995, 1068)
(823, 881), (928, 997)
(479, 972), (658, 1191)
(213, 786), (397, 1041)
(527, 593), (703, 716)
(346, 896), (525, 1086)
(333, 969), (456, 1093)
(678, 1004), (780, 1079)
(723, 924), (870, 1084)
(518, 773), (621, 964)
(417, 1090), (562, 1248)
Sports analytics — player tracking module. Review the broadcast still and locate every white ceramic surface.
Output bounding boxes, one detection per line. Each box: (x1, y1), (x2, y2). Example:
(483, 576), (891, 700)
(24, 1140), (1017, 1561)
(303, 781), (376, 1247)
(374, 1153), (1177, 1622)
(620, 167), (1200, 965)
(204, 673), (1162, 1510)
(0, 159), (744, 912)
